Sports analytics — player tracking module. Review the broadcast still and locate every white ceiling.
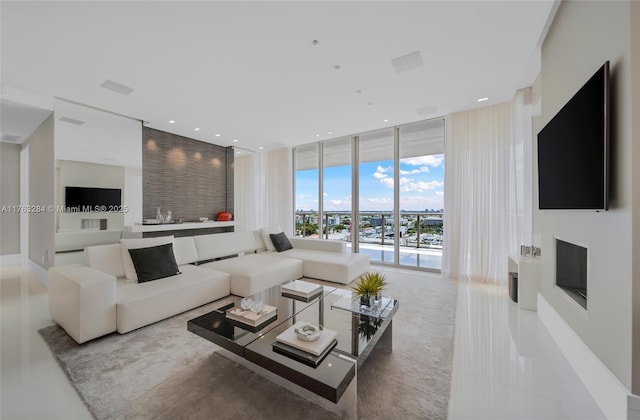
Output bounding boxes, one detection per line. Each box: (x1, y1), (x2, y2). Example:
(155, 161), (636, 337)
(1, 1), (557, 152)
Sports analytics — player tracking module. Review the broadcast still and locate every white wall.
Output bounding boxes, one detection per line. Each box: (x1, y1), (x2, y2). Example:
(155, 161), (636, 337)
(53, 99), (143, 230)
(25, 114), (55, 268)
(0, 143), (21, 254)
(54, 99), (141, 168)
(630, 0), (640, 397)
(535, 0), (633, 390)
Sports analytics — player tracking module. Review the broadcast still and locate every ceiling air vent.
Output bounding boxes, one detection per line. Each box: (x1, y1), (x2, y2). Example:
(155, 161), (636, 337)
(59, 116), (86, 125)
(1, 134), (21, 142)
(417, 105), (438, 116)
(100, 79), (135, 95)
(391, 51), (424, 73)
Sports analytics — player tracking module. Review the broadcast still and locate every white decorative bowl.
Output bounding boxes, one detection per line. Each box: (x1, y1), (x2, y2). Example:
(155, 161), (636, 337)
(199, 217), (209, 222)
(294, 322), (321, 342)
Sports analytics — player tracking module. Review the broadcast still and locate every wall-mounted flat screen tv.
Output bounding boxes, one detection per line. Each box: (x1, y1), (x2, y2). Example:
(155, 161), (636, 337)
(65, 186), (121, 212)
(537, 61), (610, 210)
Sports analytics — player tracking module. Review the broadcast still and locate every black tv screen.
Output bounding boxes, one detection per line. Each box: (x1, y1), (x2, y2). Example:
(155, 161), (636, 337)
(537, 61), (609, 210)
(65, 186), (121, 212)
(555, 238), (587, 293)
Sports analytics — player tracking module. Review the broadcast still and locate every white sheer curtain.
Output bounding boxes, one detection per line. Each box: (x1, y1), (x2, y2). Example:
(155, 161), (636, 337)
(443, 103), (512, 284)
(234, 152), (262, 232)
(234, 148), (293, 235)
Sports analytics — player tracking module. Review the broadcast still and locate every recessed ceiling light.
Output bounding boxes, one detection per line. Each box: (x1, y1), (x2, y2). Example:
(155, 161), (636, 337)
(334, 65), (341, 70)
(215, 133), (221, 137)
(327, 132), (332, 135)
(477, 97), (489, 102)
(356, 90), (362, 94)
(194, 128), (200, 131)
(233, 139), (238, 143)
(236, 151), (241, 154)
(316, 134), (320, 137)
(169, 120), (175, 124)
(383, 119), (389, 123)
(312, 40), (319, 46)
(259, 146), (264, 150)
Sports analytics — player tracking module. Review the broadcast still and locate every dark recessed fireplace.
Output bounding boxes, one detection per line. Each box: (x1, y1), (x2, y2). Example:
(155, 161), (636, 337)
(555, 237), (587, 309)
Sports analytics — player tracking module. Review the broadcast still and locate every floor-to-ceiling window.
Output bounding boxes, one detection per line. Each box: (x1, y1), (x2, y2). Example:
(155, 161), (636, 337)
(398, 119), (445, 270)
(358, 128), (396, 265)
(294, 143), (319, 237)
(294, 117), (444, 272)
(322, 137), (352, 244)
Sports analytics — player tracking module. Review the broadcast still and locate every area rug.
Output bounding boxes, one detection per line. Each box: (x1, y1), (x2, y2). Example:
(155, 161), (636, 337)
(39, 270), (456, 419)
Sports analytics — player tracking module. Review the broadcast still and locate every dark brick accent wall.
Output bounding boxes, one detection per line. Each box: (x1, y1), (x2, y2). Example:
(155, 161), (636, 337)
(142, 127), (234, 224)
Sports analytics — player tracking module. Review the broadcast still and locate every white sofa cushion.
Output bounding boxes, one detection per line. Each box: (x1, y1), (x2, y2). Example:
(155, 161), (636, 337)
(85, 243), (125, 278)
(194, 231), (263, 261)
(260, 226), (282, 252)
(116, 264), (230, 333)
(120, 235), (174, 281)
(277, 249), (370, 284)
(200, 253), (302, 297)
(173, 237), (199, 265)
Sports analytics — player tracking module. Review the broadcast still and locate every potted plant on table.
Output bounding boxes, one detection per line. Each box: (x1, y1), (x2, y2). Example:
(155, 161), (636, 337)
(352, 272), (387, 308)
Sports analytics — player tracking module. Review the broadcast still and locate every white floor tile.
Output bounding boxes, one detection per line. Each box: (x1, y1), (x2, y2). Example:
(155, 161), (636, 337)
(1, 265), (604, 419)
(448, 281), (604, 419)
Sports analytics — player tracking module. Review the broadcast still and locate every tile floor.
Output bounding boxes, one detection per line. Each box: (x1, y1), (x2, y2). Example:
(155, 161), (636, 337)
(0, 265), (604, 419)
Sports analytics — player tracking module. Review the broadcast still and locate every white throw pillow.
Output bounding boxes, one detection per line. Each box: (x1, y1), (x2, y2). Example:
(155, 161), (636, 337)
(260, 226), (282, 252)
(120, 236), (174, 281)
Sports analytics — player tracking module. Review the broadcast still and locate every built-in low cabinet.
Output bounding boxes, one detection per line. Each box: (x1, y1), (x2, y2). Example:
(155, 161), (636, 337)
(508, 255), (542, 311)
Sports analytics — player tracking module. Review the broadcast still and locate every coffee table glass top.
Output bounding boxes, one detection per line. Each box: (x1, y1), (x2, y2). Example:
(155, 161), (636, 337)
(330, 294), (394, 319)
(243, 287), (398, 402)
(276, 288), (398, 361)
(187, 282), (337, 355)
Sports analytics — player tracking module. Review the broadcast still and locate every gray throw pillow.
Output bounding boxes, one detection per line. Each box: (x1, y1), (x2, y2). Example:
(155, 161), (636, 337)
(128, 243), (181, 282)
(269, 232), (293, 252)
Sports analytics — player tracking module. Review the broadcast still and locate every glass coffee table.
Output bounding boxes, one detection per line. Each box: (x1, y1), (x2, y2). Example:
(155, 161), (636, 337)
(187, 280), (398, 418)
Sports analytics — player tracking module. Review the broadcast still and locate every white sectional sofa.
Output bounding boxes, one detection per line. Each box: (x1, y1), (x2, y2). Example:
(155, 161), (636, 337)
(48, 230), (369, 344)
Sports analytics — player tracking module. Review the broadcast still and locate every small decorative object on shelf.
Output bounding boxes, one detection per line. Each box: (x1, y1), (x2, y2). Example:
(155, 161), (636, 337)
(294, 322), (321, 342)
(216, 211), (232, 221)
(226, 300), (276, 328)
(352, 272), (387, 308)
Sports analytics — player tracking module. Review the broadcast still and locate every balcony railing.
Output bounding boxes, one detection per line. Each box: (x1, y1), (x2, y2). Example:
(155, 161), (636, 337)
(294, 211), (443, 270)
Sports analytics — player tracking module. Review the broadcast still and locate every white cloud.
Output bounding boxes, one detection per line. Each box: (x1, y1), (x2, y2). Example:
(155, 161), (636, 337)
(323, 192), (329, 196)
(399, 195), (444, 211)
(435, 190), (444, 197)
(373, 172), (388, 179)
(380, 178), (394, 188)
(360, 197), (394, 211)
(400, 155), (444, 167)
(327, 199), (352, 211)
(376, 165), (391, 173)
(298, 193), (313, 199)
(400, 166), (429, 175)
(400, 180), (444, 192)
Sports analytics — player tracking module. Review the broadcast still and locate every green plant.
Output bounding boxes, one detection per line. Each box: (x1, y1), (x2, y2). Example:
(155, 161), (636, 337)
(351, 272), (387, 297)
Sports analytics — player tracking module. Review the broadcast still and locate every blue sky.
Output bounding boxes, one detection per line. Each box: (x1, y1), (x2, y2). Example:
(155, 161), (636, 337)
(296, 154), (444, 212)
